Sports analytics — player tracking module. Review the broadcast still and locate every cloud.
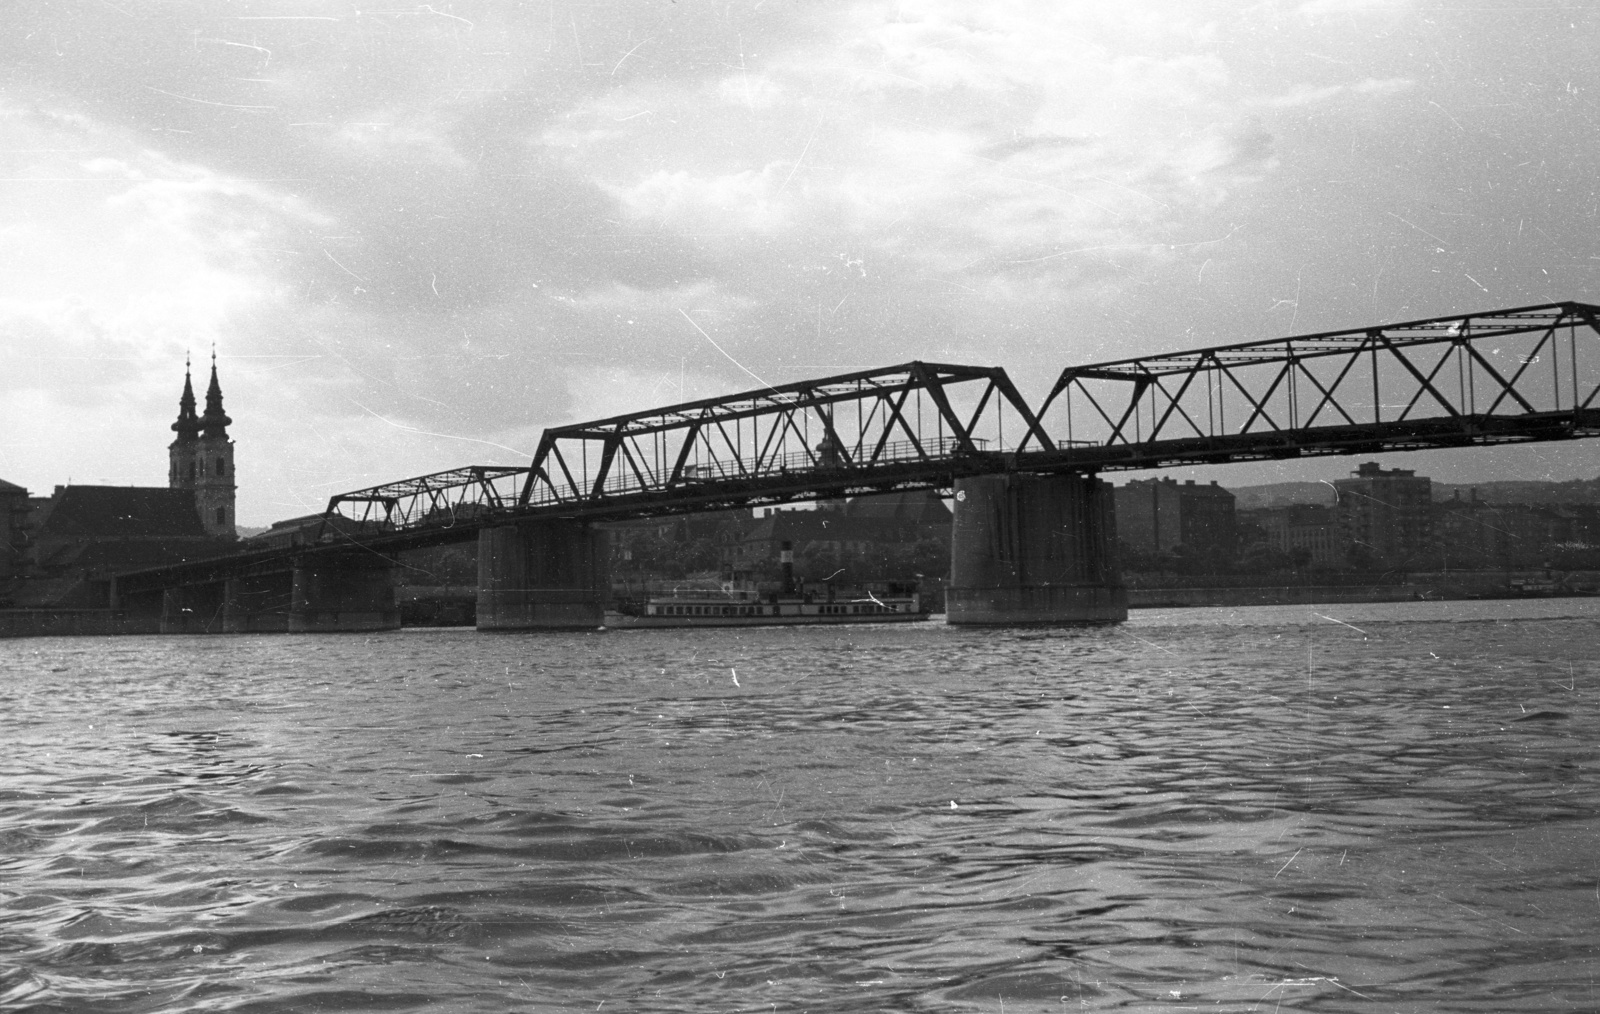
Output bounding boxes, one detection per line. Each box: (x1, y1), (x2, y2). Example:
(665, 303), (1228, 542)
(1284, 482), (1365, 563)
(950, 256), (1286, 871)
(556, 0), (1272, 301)
(1352, 76), (1413, 95)
(5, 0), (1599, 519)
(1259, 76), (1414, 107)
(716, 73), (786, 110)
(0, 103), (320, 390)
(606, 166), (799, 234)
(1295, 0), (1410, 15)
(1260, 83), (1349, 108)
(328, 109), (468, 167)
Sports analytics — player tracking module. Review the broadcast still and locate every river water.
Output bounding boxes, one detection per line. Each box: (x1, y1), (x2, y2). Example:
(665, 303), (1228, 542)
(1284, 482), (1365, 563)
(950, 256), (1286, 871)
(3, 599), (1599, 1013)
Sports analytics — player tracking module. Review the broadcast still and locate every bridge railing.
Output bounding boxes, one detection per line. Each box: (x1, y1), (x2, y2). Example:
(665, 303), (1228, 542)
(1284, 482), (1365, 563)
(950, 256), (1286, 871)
(1036, 301), (1600, 467)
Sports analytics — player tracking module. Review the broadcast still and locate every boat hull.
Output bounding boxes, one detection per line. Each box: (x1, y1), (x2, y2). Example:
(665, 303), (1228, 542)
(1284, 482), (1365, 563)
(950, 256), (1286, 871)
(607, 585), (928, 629)
(604, 610), (930, 629)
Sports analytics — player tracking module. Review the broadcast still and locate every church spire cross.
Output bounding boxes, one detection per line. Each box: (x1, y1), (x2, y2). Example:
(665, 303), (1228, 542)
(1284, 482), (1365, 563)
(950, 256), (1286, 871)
(171, 352), (200, 439)
(202, 349), (232, 437)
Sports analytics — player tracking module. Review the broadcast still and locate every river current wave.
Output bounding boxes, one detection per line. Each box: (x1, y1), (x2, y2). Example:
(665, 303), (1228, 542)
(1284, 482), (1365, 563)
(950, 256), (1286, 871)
(4, 599), (1598, 1012)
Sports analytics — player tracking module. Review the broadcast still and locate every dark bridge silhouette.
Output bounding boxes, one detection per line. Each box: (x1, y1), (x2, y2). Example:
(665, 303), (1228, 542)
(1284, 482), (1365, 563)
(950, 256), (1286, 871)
(113, 300), (1600, 630)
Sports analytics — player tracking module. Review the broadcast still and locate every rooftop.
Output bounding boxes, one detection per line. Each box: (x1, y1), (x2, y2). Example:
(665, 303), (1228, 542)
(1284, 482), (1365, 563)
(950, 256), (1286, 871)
(30, 485), (211, 541)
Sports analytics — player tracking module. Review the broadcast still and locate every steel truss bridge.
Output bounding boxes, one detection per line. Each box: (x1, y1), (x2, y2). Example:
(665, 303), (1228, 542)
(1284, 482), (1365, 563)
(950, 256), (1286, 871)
(120, 300), (1600, 584)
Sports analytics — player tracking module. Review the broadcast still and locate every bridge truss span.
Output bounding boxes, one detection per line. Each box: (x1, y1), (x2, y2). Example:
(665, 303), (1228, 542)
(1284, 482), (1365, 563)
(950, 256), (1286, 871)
(325, 465), (529, 530)
(1037, 301), (1600, 470)
(316, 300), (1600, 548)
(325, 361), (1050, 536)
(517, 361), (1049, 509)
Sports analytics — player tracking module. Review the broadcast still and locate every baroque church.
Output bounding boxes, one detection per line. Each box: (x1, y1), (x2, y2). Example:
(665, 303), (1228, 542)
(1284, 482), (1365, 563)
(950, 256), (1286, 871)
(0, 359), (238, 608)
(168, 354), (238, 537)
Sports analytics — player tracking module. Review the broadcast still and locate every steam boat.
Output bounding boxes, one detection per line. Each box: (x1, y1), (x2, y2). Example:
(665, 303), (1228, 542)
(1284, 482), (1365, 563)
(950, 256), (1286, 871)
(606, 581), (928, 628)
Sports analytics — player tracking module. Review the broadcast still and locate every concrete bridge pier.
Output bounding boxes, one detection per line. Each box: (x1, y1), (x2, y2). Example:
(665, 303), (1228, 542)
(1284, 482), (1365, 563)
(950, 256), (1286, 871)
(477, 519), (609, 631)
(287, 551), (400, 632)
(114, 554), (397, 634)
(158, 581), (228, 634)
(221, 572), (293, 633)
(947, 473), (1127, 625)
(105, 583), (167, 635)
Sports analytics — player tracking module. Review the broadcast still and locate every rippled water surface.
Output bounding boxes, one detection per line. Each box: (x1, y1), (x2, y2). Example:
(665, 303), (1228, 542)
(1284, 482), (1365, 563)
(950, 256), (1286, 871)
(4, 599), (1600, 1012)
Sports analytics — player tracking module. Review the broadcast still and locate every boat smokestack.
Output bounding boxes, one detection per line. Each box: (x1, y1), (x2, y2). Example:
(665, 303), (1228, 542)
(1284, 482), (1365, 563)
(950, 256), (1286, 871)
(780, 540), (795, 594)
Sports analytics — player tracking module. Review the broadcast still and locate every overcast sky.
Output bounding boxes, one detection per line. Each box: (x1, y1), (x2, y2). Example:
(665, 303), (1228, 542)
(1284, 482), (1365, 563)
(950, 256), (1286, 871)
(2, 0), (1596, 524)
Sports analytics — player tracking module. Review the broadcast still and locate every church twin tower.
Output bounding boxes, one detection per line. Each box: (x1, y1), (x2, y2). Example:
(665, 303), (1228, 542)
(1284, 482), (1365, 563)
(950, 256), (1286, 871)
(168, 355), (236, 538)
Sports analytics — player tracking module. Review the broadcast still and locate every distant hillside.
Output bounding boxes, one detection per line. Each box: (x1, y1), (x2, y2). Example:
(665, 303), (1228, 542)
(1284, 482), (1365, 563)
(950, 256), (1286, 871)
(1432, 478), (1600, 505)
(1230, 482), (1336, 509)
(1228, 476), (1600, 509)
